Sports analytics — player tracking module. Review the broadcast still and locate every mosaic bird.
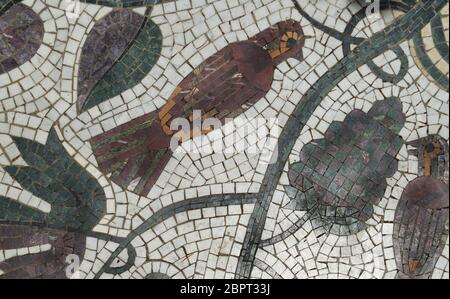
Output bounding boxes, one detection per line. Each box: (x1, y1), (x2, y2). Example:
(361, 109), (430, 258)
(393, 136), (449, 279)
(90, 20), (306, 196)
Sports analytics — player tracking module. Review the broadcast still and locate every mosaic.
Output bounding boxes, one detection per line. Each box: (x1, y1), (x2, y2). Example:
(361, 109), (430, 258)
(78, 8), (162, 112)
(0, 0), (448, 280)
(90, 20), (304, 196)
(285, 97), (405, 235)
(0, 3), (44, 74)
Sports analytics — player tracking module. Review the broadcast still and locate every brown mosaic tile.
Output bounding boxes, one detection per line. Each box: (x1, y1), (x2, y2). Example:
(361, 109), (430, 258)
(90, 20), (305, 196)
(0, 0), (448, 281)
(394, 176), (449, 279)
(0, 225), (86, 279)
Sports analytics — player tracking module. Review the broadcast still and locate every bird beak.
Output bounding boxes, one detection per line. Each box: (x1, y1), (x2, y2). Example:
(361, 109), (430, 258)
(293, 48), (304, 62)
(293, 35), (311, 62)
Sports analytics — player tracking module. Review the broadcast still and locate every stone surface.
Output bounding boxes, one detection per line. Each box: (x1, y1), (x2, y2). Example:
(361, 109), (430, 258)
(0, 3), (43, 74)
(0, 0), (448, 280)
(79, 10), (162, 112)
(394, 176), (449, 279)
(77, 9), (146, 112)
(0, 225), (86, 278)
(2, 128), (106, 231)
(90, 20), (305, 197)
(286, 98), (405, 235)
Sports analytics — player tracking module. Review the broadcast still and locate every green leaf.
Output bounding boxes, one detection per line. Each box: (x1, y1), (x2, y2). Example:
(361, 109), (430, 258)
(79, 16), (163, 112)
(2, 128), (106, 232)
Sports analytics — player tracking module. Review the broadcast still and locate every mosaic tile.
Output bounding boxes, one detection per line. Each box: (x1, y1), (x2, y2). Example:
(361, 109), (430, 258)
(1, 0), (168, 12)
(79, 9), (162, 112)
(285, 97), (405, 235)
(393, 133), (449, 278)
(77, 9), (146, 112)
(0, 225), (85, 278)
(236, 0), (449, 279)
(341, 0), (411, 84)
(409, 2), (449, 91)
(90, 20), (305, 197)
(408, 135), (449, 181)
(393, 176), (449, 279)
(2, 128), (106, 231)
(0, 3), (44, 74)
(0, 0), (448, 280)
(0, 0), (19, 15)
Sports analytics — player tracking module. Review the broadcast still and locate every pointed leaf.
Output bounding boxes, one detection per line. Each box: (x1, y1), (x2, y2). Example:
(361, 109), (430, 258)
(78, 10), (162, 112)
(3, 128), (106, 232)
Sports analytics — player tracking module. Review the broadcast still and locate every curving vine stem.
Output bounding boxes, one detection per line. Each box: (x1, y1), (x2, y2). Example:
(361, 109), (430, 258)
(234, 0), (449, 279)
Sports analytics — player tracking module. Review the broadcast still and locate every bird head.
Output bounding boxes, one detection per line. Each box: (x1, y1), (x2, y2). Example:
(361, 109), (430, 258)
(257, 20), (306, 65)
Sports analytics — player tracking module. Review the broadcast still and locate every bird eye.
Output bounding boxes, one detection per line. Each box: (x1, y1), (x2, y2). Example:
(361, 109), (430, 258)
(287, 38), (297, 48)
(280, 31), (300, 52)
